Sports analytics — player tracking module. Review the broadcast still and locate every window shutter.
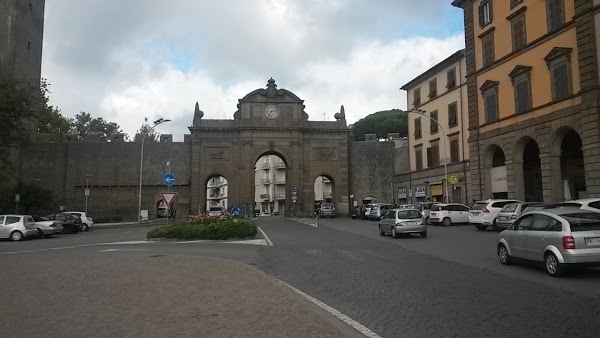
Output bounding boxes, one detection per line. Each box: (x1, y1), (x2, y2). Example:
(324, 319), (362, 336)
(553, 64), (568, 99)
(427, 148), (432, 168)
(485, 93), (497, 122)
(479, 4), (484, 27)
(451, 140), (459, 163)
(548, 0), (558, 31)
(516, 81), (529, 113)
(488, 0), (493, 22)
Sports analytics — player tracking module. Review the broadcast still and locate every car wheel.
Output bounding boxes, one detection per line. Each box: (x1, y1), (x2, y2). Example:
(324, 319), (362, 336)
(420, 231), (427, 238)
(475, 224), (487, 231)
(378, 226), (385, 236)
(425, 217), (430, 225)
(544, 252), (564, 277)
(492, 219), (499, 231)
(37, 228), (44, 238)
(498, 244), (511, 265)
(82, 224), (89, 231)
(44, 234), (53, 238)
(442, 217), (451, 226)
(392, 227), (399, 239)
(10, 231), (23, 241)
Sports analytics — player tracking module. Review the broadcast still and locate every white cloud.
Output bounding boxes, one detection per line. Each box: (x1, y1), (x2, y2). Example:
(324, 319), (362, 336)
(40, 1), (465, 140)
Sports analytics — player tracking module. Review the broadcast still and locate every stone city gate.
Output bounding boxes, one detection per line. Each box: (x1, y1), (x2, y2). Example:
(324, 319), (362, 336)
(189, 78), (351, 216)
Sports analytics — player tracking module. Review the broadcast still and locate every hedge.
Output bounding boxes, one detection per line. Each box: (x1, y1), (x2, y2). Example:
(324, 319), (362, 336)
(146, 218), (257, 240)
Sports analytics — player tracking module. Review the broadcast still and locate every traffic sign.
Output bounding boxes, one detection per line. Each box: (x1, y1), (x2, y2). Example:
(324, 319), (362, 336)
(163, 173), (175, 186)
(15, 194), (20, 203)
(291, 185), (297, 196)
(447, 174), (460, 185)
(85, 188), (90, 196)
(231, 207), (241, 219)
(292, 195), (297, 202)
(161, 192), (177, 206)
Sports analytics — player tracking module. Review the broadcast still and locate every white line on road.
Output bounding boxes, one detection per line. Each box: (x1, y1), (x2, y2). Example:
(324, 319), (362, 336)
(257, 227), (274, 246)
(286, 217), (318, 228)
(279, 280), (381, 338)
(99, 248), (149, 252)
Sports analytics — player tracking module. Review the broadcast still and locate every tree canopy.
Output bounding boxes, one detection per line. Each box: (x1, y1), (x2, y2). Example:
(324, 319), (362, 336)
(69, 112), (127, 141)
(351, 109), (408, 141)
(133, 117), (160, 142)
(36, 80), (72, 142)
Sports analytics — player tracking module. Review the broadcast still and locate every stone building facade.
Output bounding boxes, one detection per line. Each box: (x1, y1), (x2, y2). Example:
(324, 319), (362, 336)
(0, 0), (45, 81)
(452, 0), (600, 202)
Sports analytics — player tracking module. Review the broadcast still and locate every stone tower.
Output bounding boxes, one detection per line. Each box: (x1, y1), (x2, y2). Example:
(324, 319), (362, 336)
(0, 0), (45, 82)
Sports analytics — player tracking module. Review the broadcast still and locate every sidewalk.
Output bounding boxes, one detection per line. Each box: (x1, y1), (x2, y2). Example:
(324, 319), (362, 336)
(1, 253), (358, 337)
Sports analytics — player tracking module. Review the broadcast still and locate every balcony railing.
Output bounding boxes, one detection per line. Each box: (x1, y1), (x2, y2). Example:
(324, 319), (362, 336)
(274, 178), (286, 184)
(273, 162), (286, 169)
(260, 163), (271, 170)
(260, 193), (270, 200)
(275, 193), (286, 200)
(260, 178), (271, 184)
(207, 193), (225, 200)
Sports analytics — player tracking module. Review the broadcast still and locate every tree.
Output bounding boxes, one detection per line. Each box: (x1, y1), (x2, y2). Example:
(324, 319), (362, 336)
(69, 112), (128, 141)
(0, 79), (44, 183)
(0, 180), (57, 214)
(351, 109), (408, 141)
(133, 117), (160, 142)
(36, 80), (72, 142)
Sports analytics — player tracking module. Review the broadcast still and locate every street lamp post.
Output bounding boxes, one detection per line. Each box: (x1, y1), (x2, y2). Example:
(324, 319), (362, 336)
(137, 118), (170, 224)
(406, 108), (450, 203)
(85, 174), (92, 213)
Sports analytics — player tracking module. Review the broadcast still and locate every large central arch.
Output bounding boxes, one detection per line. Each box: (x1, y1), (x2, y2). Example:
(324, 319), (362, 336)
(188, 78), (351, 216)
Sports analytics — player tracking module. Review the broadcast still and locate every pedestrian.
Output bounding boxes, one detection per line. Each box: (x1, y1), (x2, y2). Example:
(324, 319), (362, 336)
(470, 199), (476, 208)
(360, 204), (365, 221)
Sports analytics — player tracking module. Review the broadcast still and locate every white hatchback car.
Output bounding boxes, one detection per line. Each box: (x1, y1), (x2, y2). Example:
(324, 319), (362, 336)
(0, 215), (39, 241)
(470, 199), (521, 230)
(429, 203), (471, 226)
(554, 198), (600, 213)
(66, 212), (94, 231)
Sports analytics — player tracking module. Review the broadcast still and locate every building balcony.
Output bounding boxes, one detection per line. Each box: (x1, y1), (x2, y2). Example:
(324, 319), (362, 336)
(273, 162), (286, 169)
(260, 178), (271, 184)
(275, 193), (286, 200)
(207, 194), (225, 200)
(274, 178), (286, 184)
(260, 163), (271, 170)
(260, 193), (270, 200)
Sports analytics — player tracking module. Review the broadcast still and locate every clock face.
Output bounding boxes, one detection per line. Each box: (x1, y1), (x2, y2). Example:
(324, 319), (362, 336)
(264, 104), (280, 119)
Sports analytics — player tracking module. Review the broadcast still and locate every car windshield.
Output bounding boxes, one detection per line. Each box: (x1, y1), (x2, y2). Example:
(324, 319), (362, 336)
(397, 210), (422, 219)
(501, 203), (518, 212)
(562, 213), (600, 231)
(321, 204), (334, 209)
(471, 203), (487, 211)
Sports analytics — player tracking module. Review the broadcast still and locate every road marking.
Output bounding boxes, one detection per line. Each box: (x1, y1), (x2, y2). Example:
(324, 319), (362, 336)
(99, 248), (148, 252)
(278, 280), (381, 338)
(225, 239), (269, 246)
(257, 227), (274, 246)
(286, 217), (318, 228)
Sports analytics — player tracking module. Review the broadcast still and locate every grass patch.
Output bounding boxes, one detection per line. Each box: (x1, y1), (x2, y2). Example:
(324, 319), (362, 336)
(146, 218), (257, 240)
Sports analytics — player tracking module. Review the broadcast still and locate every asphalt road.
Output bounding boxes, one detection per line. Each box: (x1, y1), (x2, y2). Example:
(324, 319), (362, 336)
(2, 218), (600, 337)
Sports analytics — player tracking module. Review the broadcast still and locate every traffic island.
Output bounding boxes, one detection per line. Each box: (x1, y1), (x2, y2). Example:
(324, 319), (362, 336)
(146, 216), (257, 240)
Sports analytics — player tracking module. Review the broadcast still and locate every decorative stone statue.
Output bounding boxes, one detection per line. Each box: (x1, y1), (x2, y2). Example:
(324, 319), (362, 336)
(193, 102), (204, 127)
(334, 104), (346, 121)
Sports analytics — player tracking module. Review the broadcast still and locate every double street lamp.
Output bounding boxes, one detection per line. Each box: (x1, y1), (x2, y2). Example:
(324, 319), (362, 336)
(137, 118), (170, 224)
(406, 108), (450, 204)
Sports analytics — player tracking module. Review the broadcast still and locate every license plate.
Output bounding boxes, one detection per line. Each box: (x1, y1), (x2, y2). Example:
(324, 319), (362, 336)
(409, 222), (421, 225)
(471, 212), (480, 216)
(585, 237), (600, 245)
(430, 212), (436, 216)
(499, 216), (507, 220)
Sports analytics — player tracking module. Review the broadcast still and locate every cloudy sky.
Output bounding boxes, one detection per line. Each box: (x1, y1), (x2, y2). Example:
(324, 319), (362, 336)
(41, 0), (465, 140)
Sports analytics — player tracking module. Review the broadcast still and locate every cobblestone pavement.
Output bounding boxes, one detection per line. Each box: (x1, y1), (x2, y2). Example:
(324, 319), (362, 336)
(0, 252), (355, 337)
(256, 217), (600, 337)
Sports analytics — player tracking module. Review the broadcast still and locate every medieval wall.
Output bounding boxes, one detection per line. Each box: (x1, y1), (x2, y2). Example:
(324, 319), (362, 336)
(349, 136), (395, 205)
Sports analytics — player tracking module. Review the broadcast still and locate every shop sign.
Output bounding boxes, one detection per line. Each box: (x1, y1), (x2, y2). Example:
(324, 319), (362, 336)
(491, 166), (508, 193)
(397, 188), (407, 199)
(415, 186), (426, 198)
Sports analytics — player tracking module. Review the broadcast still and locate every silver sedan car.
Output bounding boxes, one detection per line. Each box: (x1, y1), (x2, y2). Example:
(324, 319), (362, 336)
(497, 208), (600, 277)
(378, 209), (427, 238)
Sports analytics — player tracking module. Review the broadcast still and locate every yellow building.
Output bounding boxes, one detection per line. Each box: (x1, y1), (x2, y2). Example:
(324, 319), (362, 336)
(452, 0), (600, 202)
(399, 50), (470, 204)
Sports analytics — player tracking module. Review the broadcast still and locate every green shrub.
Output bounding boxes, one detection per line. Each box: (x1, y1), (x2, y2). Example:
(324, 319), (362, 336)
(147, 219), (257, 240)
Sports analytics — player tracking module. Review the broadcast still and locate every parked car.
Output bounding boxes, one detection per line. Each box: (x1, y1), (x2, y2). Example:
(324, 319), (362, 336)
(414, 202), (438, 224)
(495, 202), (543, 230)
(364, 204), (375, 215)
(428, 203), (470, 225)
(378, 209), (427, 238)
(497, 208), (600, 277)
(470, 199), (521, 230)
(66, 211), (94, 231)
(367, 203), (394, 221)
(45, 213), (81, 233)
(351, 206), (361, 219)
(32, 215), (63, 238)
(0, 215), (39, 241)
(319, 203), (336, 218)
(552, 198), (600, 213)
(208, 207), (225, 217)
